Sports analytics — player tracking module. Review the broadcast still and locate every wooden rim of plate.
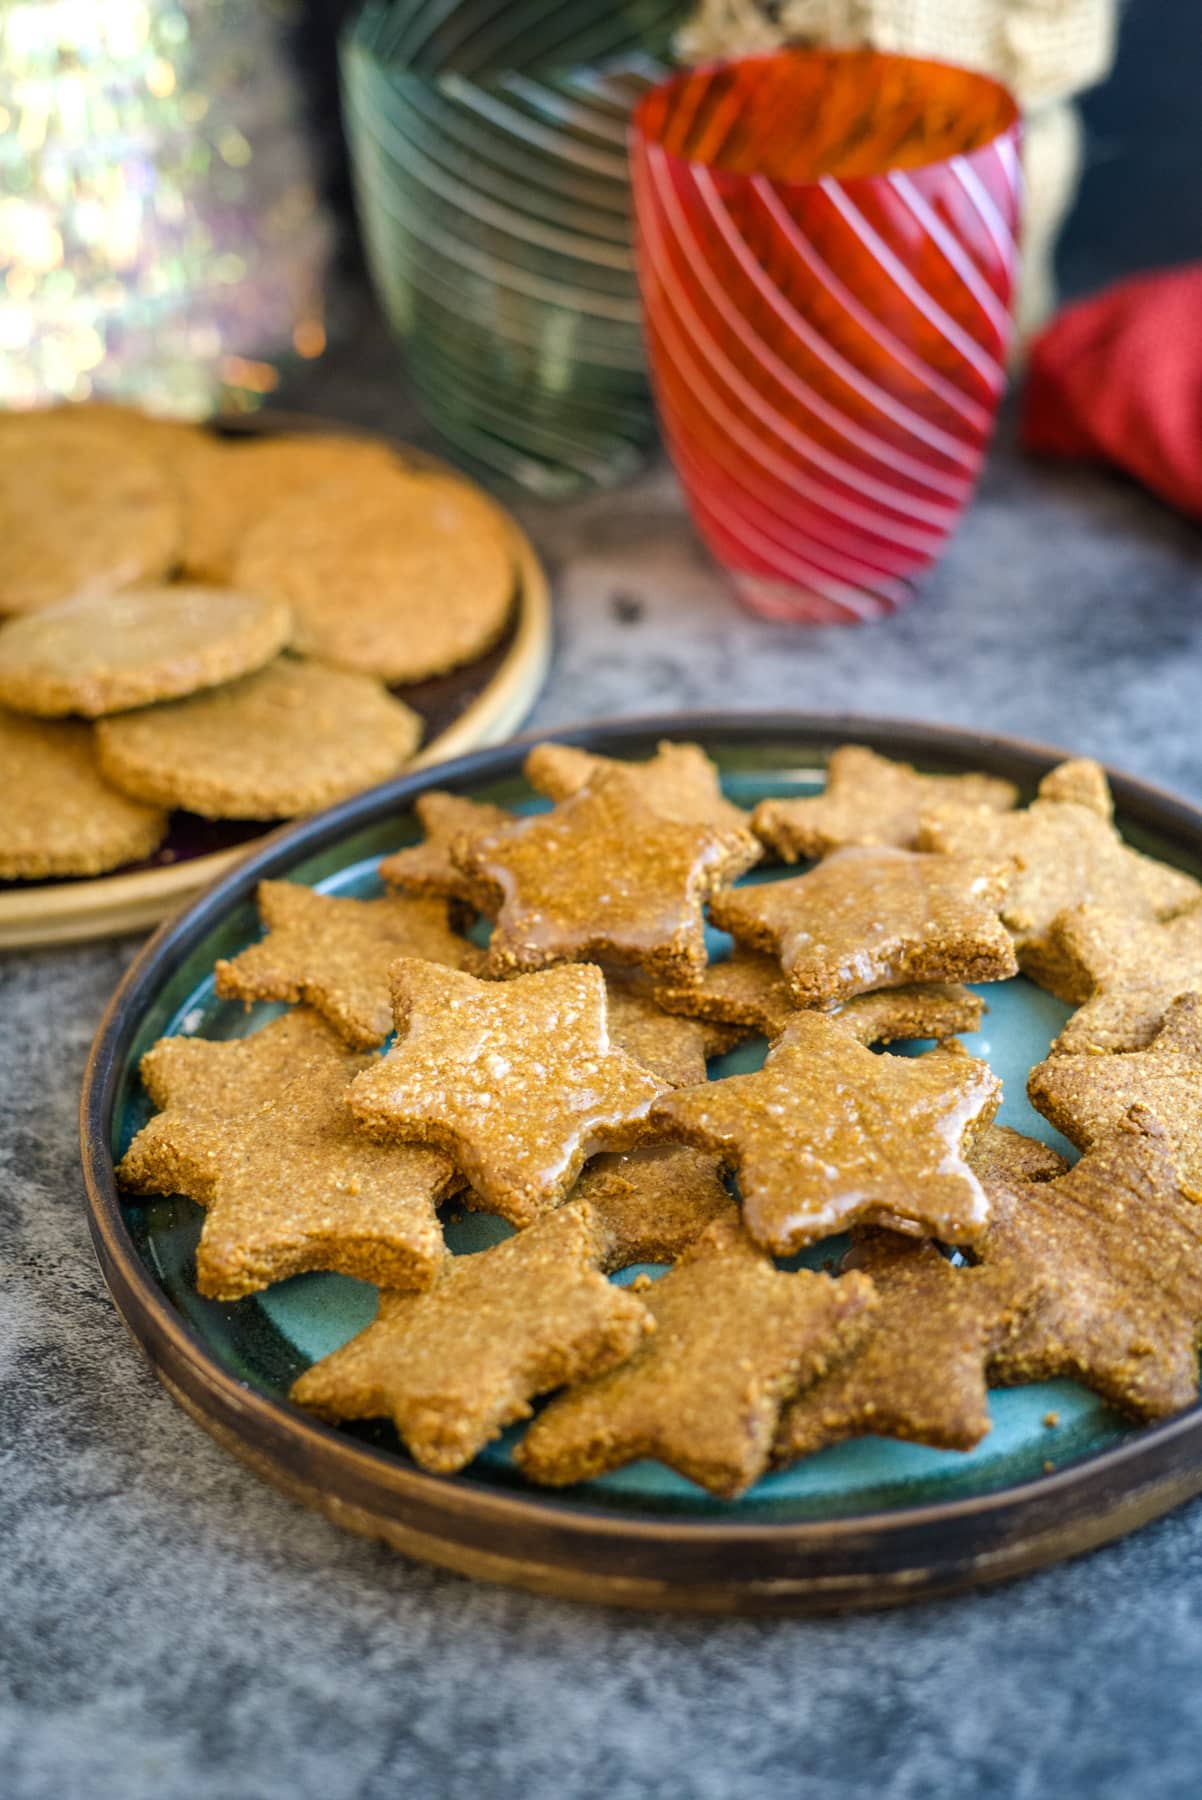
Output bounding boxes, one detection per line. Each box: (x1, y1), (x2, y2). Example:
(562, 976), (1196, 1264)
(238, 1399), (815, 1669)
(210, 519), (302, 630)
(0, 421), (551, 950)
(80, 712), (1202, 1614)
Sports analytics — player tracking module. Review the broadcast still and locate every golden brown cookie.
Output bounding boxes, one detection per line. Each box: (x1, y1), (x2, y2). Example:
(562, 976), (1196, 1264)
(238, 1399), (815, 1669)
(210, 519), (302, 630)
(213, 881), (483, 1049)
(653, 1016), (1001, 1252)
(349, 960), (668, 1225)
(774, 1235), (1009, 1462)
(95, 657), (422, 819)
(981, 1107), (1202, 1419)
(524, 739), (752, 835)
(0, 584), (291, 717)
(1028, 995), (1202, 1195)
(460, 769), (760, 983)
(0, 408), (180, 613)
(176, 430), (405, 582)
(652, 946), (983, 1045)
(753, 746), (1017, 861)
(117, 1009), (459, 1299)
(569, 1146), (738, 1272)
(291, 1204), (654, 1474)
(1046, 902), (1202, 1055)
(709, 847), (1016, 1008)
(968, 1122), (1069, 1186)
(379, 790), (512, 910)
(918, 759), (1201, 997)
(234, 467), (515, 682)
(514, 1220), (877, 1497)
(603, 974), (715, 1088)
(0, 709), (167, 878)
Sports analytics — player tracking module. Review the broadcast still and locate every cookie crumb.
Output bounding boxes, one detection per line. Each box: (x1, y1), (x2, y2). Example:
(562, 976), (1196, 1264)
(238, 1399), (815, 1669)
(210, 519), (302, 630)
(1044, 1410), (1060, 1428)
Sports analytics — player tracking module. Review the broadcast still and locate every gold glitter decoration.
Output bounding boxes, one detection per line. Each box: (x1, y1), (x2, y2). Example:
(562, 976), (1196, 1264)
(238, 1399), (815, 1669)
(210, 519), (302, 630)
(0, 0), (334, 415)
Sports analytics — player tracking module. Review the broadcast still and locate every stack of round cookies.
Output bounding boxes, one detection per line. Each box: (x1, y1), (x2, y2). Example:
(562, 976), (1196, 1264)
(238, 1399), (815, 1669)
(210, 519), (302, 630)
(0, 405), (517, 880)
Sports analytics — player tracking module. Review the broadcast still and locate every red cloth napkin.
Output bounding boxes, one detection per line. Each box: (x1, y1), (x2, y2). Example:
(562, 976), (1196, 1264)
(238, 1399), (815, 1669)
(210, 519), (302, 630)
(1022, 263), (1202, 520)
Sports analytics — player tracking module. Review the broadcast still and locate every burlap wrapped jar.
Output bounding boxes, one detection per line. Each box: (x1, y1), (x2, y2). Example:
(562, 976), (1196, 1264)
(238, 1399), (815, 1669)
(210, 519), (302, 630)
(678, 0), (1118, 342)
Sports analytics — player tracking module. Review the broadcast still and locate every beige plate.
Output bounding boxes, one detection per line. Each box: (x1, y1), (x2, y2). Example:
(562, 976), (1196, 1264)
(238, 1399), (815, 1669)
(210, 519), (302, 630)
(0, 421), (550, 949)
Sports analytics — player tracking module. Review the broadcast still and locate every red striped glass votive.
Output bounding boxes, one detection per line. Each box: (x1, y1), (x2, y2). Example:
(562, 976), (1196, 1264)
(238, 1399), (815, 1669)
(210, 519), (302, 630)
(630, 51), (1021, 623)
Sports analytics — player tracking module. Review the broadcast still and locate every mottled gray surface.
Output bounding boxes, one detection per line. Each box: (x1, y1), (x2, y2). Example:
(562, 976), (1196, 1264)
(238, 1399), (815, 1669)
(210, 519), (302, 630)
(6, 321), (1202, 1799)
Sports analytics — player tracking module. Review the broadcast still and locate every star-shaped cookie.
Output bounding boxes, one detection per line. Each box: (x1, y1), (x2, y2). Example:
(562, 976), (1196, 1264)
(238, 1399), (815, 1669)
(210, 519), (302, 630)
(458, 767), (759, 981)
(653, 945), (983, 1045)
(653, 1015), (1001, 1251)
(774, 1234), (1010, 1462)
(569, 1145), (738, 1272)
(523, 738), (751, 835)
(117, 1009), (459, 1299)
(980, 1108), (1202, 1418)
(919, 758), (1201, 998)
(709, 847), (1016, 1007)
(348, 959), (668, 1224)
(514, 1220), (877, 1497)
(753, 745), (1017, 860)
(291, 1204), (654, 1473)
(1028, 994), (1202, 1195)
(213, 880), (482, 1049)
(1046, 902), (1202, 1054)
(378, 789), (511, 912)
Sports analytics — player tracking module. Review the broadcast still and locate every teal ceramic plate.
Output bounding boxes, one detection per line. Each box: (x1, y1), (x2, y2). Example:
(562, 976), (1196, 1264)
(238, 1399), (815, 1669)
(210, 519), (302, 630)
(80, 714), (1202, 1612)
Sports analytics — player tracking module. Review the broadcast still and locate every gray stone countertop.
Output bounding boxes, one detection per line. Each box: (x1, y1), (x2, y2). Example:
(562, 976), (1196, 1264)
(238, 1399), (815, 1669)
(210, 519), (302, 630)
(6, 319), (1202, 1799)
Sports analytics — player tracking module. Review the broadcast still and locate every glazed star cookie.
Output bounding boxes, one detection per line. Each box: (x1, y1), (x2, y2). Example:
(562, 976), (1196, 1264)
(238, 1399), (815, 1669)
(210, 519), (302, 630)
(653, 1016), (1001, 1251)
(1028, 994), (1202, 1195)
(753, 745), (1017, 860)
(378, 791), (513, 911)
(117, 1009), (459, 1298)
(348, 960), (668, 1225)
(96, 658), (422, 819)
(569, 1146), (738, 1272)
(213, 881), (483, 1049)
(709, 847), (1016, 1007)
(1045, 902), (1202, 1055)
(0, 710), (167, 878)
(0, 584), (291, 718)
(0, 408), (179, 613)
(980, 1108), (1202, 1419)
(234, 467), (515, 683)
(523, 739), (752, 835)
(652, 945), (984, 1046)
(291, 1204), (654, 1474)
(459, 768), (760, 982)
(176, 430), (405, 582)
(514, 1220), (877, 1497)
(774, 1236), (1010, 1461)
(919, 758), (1201, 997)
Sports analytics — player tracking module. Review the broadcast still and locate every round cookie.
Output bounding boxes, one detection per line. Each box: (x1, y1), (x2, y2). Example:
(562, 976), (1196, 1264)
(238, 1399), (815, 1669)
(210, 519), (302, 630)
(0, 584), (292, 718)
(0, 710), (167, 878)
(233, 468), (515, 683)
(96, 657), (424, 820)
(177, 433), (406, 582)
(0, 409), (180, 614)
